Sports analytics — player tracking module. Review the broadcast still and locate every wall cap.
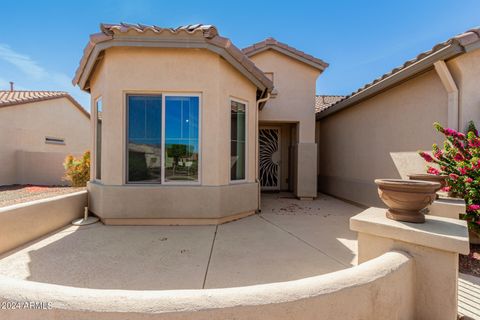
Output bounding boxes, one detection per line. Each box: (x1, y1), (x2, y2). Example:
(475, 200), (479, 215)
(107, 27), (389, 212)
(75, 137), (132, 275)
(350, 207), (469, 255)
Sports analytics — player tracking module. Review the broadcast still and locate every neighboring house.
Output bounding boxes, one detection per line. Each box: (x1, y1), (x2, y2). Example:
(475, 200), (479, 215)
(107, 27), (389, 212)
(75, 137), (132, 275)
(316, 27), (480, 207)
(0, 90), (90, 186)
(72, 23), (326, 225)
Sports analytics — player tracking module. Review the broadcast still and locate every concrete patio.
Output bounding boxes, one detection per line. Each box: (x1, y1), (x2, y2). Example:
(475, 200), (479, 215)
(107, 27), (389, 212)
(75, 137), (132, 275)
(0, 193), (362, 290)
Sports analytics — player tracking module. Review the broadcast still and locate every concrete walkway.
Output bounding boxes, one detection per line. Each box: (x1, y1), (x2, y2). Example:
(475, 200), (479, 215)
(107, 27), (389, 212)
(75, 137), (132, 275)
(0, 193), (361, 290)
(459, 273), (480, 319)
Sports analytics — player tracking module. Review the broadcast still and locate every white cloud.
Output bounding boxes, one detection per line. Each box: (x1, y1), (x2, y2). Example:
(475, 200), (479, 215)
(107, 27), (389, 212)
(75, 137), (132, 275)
(0, 44), (48, 80)
(0, 43), (90, 111)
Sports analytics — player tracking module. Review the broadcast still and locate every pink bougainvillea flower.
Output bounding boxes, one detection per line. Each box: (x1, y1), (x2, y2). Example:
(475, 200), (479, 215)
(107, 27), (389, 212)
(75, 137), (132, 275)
(466, 177), (474, 183)
(420, 152), (434, 162)
(434, 150), (443, 158)
(454, 153), (464, 161)
(442, 186), (452, 192)
(457, 132), (466, 139)
(468, 204), (480, 211)
(459, 167), (468, 175)
(449, 173), (459, 180)
(469, 139), (480, 147)
(427, 167), (440, 175)
(444, 128), (458, 136)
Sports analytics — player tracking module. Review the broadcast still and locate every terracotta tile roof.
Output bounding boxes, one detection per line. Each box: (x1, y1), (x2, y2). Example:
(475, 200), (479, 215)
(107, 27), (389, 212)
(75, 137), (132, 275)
(317, 27), (480, 118)
(0, 90), (89, 118)
(242, 37), (329, 71)
(100, 23), (219, 38)
(315, 95), (345, 113)
(73, 23), (273, 95)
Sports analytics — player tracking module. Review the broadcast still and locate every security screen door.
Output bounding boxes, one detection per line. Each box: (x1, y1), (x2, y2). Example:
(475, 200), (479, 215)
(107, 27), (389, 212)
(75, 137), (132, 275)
(259, 127), (281, 190)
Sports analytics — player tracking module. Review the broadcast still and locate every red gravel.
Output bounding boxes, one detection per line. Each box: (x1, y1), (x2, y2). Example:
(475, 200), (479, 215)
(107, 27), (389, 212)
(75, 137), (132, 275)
(459, 244), (480, 277)
(0, 185), (85, 208)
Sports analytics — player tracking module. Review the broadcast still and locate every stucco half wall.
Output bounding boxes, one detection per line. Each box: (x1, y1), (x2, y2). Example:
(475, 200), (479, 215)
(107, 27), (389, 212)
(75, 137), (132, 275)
(88, 181), (259, 225)
(317, 70), (447, 207)
(0, 251), (414, 320)
(0, 191), (86, 255)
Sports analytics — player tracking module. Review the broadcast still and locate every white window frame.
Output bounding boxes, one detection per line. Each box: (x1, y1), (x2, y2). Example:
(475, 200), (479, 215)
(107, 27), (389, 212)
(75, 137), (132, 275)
(229, 97), (248, 184)
(125, 93), (202, 185)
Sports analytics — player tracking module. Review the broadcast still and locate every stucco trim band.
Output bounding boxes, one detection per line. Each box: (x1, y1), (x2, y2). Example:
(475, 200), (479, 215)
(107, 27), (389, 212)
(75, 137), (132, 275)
(102, 211), (255, 226)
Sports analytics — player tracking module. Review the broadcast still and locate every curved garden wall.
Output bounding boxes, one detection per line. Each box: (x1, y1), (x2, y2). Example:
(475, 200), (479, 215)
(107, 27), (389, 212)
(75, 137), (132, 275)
(0, 251), (413, 320)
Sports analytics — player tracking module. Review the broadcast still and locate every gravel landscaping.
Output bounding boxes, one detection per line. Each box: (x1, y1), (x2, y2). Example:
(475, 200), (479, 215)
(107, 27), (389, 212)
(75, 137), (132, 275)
(0, 185), (85, 208)
(460, 243), (480, 278)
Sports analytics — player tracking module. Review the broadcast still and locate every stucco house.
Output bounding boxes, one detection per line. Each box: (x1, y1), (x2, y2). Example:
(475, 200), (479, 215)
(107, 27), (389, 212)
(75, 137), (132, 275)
(316, 27), (480, 207)
(73, 23), (326, 225)
(73, 23), (480, 224)
(0, 89), (90, 186)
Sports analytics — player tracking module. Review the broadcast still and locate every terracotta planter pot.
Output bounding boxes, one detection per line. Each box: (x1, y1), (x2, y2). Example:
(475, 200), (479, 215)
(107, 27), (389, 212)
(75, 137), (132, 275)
(469, 229), (480, 245)
(375, 179), (441, 223)
(407, 173), (447, 190)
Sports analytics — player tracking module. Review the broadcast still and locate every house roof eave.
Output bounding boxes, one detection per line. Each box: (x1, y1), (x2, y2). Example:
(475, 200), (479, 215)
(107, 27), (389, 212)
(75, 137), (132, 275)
(316, 43), (464, 120)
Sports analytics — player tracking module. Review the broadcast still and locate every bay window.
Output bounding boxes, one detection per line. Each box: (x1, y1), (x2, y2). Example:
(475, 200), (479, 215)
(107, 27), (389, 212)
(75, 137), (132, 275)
(127, 94), (200, 184)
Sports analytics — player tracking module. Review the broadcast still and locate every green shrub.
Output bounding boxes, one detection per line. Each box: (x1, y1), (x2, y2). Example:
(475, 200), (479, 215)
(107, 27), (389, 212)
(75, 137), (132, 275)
(63, 151), (90, 187)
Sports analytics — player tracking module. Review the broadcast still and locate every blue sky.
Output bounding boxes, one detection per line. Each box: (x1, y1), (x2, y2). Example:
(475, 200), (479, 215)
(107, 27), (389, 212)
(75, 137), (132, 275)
(1, 0), (479, 111)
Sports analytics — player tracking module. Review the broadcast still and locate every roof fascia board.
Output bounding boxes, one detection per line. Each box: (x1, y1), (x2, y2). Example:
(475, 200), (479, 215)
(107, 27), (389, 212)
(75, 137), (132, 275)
(247, 46), (327, 71)
(464, 41), (480, 52)
(317, 44), (464, 120)
(78, 39), (268, 92)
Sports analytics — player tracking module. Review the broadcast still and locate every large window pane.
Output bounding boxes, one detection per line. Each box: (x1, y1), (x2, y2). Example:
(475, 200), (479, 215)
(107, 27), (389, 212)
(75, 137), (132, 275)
(127, 95), (162, 183)
(95, 98), (102, 180)
(165, 96), (199, 182)
(231, 100), (246, 181)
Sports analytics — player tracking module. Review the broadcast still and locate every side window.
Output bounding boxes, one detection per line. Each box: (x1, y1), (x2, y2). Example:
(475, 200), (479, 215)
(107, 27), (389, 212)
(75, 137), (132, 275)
(231, 100), (246, 181)
(95, 98), (103, 180)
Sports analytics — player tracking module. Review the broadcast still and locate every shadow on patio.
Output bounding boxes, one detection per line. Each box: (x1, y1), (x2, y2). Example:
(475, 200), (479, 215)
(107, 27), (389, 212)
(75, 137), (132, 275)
(0, 193), (362, 290)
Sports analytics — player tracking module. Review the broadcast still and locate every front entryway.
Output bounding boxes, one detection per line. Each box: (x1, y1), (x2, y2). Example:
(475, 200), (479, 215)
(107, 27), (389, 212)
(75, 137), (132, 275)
(259, 127), (281, 190)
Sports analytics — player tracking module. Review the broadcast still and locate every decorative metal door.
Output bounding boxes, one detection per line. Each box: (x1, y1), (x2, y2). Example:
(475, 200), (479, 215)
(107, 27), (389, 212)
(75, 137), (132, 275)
(259, 127), (280, 190)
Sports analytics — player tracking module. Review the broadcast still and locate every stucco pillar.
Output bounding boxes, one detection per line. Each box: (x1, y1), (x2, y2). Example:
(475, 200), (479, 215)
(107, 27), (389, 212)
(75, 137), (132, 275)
(428, 197), (465, 219)
(294, 142), (317, 199)
(350, 208), (469, 320)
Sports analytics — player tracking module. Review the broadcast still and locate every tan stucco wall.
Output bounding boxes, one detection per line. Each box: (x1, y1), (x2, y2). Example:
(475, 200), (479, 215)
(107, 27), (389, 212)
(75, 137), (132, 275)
(0, 191), (86, 255)
(250, 50), (320, 198)
(88, 47), (259, 221)
(90, 47), (257, 186)
(252, 50), (319, 142)
(447, 48), (480, 130)
(318, 70), (448, 206)
(88, 181), (258, 223)
(15, 151), (82, 186)
(0, 98), (90, 185)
